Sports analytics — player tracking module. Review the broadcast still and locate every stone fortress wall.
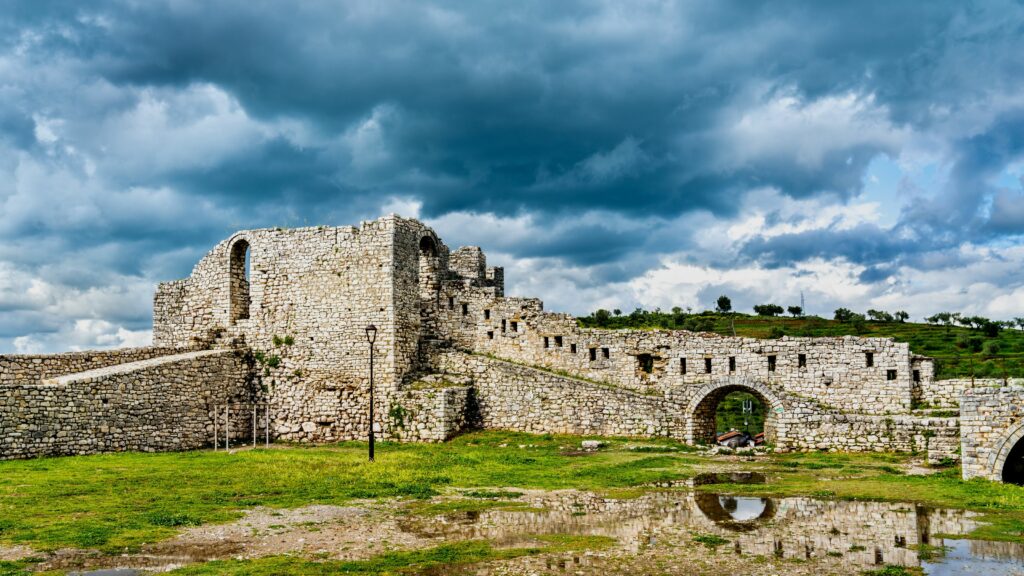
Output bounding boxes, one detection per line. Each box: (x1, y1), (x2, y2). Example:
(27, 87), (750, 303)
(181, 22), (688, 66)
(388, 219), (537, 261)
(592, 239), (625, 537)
(960, 387), (1024, 480)
(1, 214), (1021, 480)
(0, 350), (250, 460)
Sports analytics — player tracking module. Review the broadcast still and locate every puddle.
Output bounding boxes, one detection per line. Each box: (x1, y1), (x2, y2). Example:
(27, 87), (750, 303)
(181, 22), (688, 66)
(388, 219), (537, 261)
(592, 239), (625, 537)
(923, 539), (1024, 575)
(401, 490), (1024, 574)
(20, 486), (1024, 575)
(692, 471), (767, 486)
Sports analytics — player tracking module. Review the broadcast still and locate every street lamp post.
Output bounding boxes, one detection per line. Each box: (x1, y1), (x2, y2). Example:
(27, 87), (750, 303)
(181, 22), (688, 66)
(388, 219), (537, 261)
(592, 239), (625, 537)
(365, 324), (377, 462)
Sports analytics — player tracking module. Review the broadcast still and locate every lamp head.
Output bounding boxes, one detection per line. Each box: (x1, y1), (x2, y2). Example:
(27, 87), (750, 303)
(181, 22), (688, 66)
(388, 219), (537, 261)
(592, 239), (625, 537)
(365, 324), (377, 344)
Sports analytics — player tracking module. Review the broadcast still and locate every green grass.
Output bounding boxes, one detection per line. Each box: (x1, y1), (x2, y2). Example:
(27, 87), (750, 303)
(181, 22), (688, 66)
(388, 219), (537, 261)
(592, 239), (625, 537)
(3, 431), (1024, 559)
(578, 312), (1024, 379)
(692, 533), (729, 548)
(0, 431), (688, 552)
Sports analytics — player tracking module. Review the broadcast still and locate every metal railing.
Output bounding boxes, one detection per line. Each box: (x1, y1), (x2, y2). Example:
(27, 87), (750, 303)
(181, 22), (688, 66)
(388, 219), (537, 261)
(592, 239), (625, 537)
(213, 402), (271, 450)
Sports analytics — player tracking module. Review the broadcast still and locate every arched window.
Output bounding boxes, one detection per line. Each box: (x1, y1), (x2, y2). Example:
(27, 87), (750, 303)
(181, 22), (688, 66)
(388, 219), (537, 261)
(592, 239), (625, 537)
(419, 235), (438, 256)
(418, 235), (440, 301)
(229, 239), (251, 323)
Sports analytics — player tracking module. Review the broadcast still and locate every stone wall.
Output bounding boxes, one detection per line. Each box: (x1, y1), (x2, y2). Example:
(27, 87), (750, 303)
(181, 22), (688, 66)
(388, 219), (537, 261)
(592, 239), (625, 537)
(917, 378), (1023, 409)
(433, 351), (686, 438)
(433, 281), (922, 414)
(783, 413), (960, 463)
(0, 350), (252, 460)
(389, 382), (472, 442)
(960, 386), (1024, 480)
(0, 347), (185, 386)
(153, 217), (419, 444)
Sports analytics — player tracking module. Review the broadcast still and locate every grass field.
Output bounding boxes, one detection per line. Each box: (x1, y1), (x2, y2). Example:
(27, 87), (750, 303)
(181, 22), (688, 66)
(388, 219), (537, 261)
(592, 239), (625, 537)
(578, 311), (1024, 379)
(1, 431), (1023, 562)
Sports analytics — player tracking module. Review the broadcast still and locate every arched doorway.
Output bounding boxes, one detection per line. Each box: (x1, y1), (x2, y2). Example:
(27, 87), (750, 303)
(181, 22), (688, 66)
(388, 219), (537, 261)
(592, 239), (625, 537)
(685, 379), (784, 445)
(229, 238), (251, 323)
(715, 390), (766, 437)
(987, 422), (1024, 483)
(1002, 439), (1024, 484)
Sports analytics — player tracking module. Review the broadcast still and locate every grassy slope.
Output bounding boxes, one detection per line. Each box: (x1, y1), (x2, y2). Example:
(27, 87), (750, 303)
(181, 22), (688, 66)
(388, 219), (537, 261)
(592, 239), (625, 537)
(1, 431), (1023, 557)
(579, 313), (1024, 379)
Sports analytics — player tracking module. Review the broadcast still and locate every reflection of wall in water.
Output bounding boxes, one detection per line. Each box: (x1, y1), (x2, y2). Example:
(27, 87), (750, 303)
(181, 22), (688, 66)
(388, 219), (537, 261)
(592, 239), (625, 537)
(410, 491), (1023, 569)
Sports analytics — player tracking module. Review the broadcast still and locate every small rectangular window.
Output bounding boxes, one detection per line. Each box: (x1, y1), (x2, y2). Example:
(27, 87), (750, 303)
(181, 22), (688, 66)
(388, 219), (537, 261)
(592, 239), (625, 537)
(448, 296), (455, 310)
(887, 369), (897, 381)
(728, 356), (736, 372)
(638, 354), (654, 374)
(487, 331), (494, 340)
(543, 336), (550, 348)
(705, 358), (712, 374)
(680, 358), (687, 375)
(484, 309), (491, 320)
(461, 303), (469, 316)
(589, 348), (597, 361)
(865, 352), (874, 367)
(554, 336), (563, 347)
(602, 347), (610, 359)
(767, 355), (777, 372)
(798, 353), (807, 368)
(913, 369), (920, 383)
(501, 319), (507, 333)
(570, 343), (577, 354)
(510, 321), (518, 332)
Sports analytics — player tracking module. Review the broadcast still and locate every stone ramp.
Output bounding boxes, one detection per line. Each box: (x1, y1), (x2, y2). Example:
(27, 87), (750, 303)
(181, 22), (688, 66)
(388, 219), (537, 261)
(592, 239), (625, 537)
(0, 346), (184, 386)
(42, 349), (230, 385)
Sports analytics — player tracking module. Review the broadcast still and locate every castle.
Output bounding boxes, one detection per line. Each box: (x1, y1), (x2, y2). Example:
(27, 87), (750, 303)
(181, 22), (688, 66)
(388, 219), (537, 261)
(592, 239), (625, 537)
(2, 215), (1022, 483)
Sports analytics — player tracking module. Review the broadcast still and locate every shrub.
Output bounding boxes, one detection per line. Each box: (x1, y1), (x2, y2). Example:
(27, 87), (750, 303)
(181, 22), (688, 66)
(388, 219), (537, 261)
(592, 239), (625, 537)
(834, 308), (856, 322)
(753, 303), (784, 317)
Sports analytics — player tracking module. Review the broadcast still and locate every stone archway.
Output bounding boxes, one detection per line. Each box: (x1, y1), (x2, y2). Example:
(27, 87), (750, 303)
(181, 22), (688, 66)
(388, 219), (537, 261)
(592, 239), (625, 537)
(684, 378), (787, 445)
(987, 421), (1024, 483)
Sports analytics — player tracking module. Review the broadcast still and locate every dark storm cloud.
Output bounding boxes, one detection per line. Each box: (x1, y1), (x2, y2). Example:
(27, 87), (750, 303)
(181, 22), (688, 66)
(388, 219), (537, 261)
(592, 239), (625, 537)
(7, 0), (994, 222)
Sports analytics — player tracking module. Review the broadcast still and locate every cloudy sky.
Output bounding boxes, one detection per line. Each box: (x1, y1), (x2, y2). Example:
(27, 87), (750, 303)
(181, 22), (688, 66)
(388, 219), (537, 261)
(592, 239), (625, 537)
(1, 1), (1023, 353)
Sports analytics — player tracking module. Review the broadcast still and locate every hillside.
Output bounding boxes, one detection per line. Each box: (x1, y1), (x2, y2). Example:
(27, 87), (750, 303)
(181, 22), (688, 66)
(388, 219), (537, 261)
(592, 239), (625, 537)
(577, 310), (1024, 380)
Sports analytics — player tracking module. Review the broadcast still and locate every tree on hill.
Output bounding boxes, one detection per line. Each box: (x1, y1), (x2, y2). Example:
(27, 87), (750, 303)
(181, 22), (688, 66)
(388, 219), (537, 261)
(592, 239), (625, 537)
(716, 295), (732, 313)
(867, 309), (895, 322)
(834, 308), (857, 322)
(787, 305), (802, 317)
(894, 311), (909, 323)
(593, 309), (611, 327)
(753, 303), (784, 317)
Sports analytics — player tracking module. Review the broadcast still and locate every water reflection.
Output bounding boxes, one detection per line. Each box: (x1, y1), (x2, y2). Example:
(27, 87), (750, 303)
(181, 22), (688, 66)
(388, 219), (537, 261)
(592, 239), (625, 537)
(692, 471), (767, 486)
(693, 493), (775, 531)
(401, 489), (1024, 573)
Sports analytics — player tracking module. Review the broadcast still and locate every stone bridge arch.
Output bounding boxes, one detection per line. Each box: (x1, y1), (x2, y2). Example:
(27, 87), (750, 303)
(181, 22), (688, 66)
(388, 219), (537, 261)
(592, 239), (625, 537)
(986, 420), (1024, 484)
(684, 378), (788, 445)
